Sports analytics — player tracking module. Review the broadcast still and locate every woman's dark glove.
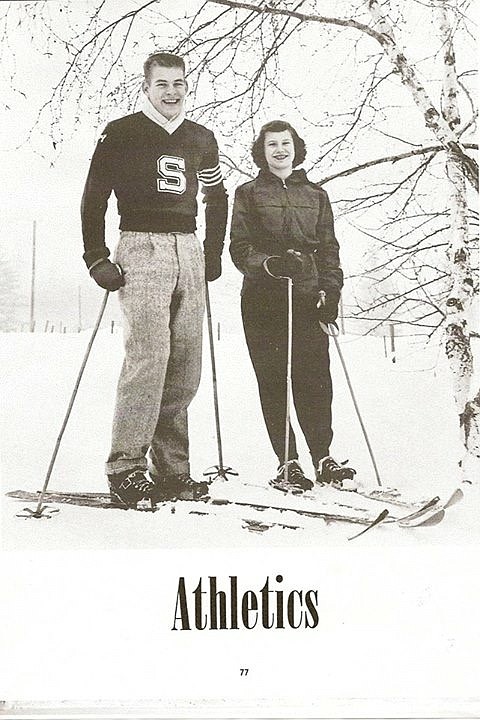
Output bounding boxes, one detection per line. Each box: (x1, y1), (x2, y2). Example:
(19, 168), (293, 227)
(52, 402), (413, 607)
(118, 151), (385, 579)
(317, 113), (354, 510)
(316, 289), (340, 324)
(264, 250), (305, 280)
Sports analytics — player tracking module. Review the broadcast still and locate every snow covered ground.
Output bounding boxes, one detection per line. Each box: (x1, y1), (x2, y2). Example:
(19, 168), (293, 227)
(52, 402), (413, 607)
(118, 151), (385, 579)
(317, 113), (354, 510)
(1, 313), (479, 550)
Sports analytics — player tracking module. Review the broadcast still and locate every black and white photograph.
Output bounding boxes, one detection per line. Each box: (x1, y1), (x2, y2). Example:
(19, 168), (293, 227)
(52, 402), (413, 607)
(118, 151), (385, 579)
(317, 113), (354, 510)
(0, 0), (479, 717)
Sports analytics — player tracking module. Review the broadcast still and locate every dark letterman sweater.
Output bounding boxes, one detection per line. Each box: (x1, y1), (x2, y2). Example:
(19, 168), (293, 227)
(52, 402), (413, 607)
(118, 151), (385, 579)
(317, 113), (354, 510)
(81, 112), (228, 269)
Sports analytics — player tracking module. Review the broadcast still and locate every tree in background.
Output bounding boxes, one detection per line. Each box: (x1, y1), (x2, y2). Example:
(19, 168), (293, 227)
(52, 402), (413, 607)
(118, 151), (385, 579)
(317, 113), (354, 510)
(1, 0), (478, 476)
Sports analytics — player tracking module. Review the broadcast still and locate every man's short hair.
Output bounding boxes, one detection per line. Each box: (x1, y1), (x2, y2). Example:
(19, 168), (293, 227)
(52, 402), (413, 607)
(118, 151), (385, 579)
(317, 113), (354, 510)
(251, 120), (306, 169)
(143, 52), (186, 82)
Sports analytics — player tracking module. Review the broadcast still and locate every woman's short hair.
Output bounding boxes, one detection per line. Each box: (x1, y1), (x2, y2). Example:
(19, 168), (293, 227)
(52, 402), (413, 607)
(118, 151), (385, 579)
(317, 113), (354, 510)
(251, 120), (306, 169)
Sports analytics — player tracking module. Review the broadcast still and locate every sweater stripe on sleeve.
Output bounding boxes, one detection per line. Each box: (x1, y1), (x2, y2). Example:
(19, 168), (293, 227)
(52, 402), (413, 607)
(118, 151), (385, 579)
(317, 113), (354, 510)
(197, 163), (223, 186)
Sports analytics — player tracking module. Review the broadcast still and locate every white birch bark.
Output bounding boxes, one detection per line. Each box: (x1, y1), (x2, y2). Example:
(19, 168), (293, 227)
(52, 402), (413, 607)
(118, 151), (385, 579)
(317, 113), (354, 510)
(366, 0), (478, 192)
(439, 3), (479, 476)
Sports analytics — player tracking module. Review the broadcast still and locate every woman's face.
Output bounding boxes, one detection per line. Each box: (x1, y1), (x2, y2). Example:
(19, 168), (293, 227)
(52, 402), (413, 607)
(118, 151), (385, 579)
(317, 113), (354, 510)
(264, 130), (294, 173)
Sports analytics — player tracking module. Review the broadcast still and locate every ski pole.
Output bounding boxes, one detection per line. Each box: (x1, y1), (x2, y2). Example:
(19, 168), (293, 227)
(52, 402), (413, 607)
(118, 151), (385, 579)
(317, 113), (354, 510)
(20, 289), (111, 518)
(264, 254), (298, 485)
(318, 293), (382, 487)
(203, 283), (237, 482)
(283, 277), (294, 485)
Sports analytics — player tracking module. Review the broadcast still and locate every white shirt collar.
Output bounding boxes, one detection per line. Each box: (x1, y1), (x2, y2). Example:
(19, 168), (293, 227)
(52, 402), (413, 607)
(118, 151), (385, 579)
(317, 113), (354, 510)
(141, 94), (185, 134)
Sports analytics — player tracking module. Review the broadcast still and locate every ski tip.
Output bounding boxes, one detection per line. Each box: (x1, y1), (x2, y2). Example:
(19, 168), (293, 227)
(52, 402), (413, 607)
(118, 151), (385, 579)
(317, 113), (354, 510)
(348, 508), (389, 541)
(399, 508), (445, 528)
(444, 487), (464, 508)
(418, 508), (446, 526)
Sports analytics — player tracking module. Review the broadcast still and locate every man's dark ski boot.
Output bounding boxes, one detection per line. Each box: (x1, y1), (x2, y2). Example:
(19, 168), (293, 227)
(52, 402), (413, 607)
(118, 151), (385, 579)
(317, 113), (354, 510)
(151, 472), (210, 503)
(316, 456), (356, 487)
(107, 468), (155, 509)
(269, 460), (314, 494)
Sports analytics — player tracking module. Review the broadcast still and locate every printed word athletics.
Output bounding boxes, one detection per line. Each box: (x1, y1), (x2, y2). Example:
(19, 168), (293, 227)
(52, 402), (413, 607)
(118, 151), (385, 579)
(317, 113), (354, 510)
(172, 574), (319, 630)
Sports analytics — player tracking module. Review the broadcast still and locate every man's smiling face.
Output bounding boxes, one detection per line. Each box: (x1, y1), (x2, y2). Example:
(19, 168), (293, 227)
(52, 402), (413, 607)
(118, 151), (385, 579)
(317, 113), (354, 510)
(143, 64), (187, 120)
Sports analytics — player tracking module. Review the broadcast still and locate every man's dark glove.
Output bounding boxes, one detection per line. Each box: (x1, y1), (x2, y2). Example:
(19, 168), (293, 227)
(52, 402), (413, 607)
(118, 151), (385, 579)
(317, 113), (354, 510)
(264, 250), (305, 280)
(89, 259), (125, 292)
(316, 289), (340, 324)
(205, 254), (222, 282)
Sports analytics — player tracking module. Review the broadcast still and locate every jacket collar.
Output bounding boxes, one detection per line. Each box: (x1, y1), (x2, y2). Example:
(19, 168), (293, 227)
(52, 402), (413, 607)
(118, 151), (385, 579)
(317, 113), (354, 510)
(258, 168), (308, 185)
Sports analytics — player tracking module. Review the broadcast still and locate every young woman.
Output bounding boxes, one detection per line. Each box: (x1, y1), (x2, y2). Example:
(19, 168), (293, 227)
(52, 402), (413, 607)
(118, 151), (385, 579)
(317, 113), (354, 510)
(230, 120), (355, 492)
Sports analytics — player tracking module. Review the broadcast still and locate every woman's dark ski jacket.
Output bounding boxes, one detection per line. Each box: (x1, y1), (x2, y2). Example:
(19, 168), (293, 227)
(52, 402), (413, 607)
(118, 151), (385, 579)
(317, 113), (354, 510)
(230, 168), (343, 309)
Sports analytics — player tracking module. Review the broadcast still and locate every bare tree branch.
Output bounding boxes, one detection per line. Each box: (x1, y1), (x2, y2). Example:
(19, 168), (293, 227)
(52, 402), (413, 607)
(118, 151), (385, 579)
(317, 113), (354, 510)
(206, 0), (479, 190)
(318, 143), (478, 185)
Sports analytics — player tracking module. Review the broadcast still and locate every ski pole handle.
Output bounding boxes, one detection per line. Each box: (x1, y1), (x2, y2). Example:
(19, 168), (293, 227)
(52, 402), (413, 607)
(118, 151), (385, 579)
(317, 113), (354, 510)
(317, 291), (339, 336)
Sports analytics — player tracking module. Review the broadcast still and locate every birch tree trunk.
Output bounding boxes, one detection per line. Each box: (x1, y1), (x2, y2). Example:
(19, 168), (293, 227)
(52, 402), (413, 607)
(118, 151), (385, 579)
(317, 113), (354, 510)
(366, 0), (478, 192)
(439, 3), (479, 478)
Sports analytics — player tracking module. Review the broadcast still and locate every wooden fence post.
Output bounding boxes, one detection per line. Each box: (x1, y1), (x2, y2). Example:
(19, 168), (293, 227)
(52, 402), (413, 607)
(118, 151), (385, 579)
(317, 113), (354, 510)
(389, 323), (396, 363)
(30, 220), (36, 332)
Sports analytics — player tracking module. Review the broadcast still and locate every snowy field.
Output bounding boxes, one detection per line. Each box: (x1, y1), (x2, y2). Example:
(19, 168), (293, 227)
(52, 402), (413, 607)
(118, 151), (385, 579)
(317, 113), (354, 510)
(1, 312), (479, 550)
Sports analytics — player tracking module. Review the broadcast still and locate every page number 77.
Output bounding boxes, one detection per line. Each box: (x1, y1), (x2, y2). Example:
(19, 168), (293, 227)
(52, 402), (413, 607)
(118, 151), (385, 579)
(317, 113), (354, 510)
(240, 668), (249, 676)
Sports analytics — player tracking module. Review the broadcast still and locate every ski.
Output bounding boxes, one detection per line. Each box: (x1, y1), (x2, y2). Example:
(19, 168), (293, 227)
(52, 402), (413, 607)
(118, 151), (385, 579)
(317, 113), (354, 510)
(348, 495), (446, 539)
(347, 508), (391, 540)
(241, 480), (447, 527)
(332, 485), (431, 510)
(395, 486), (463, 531)
(7, 491), (306, 531)
(208, 487), (453, 531)
(320, 483), (464, 514)
(8, 490), (154, 513)
(7, 488), (453, 533)
(210, 495), (390, 527)
(213, 496), (446, 528)
(8, 488), (388, 526)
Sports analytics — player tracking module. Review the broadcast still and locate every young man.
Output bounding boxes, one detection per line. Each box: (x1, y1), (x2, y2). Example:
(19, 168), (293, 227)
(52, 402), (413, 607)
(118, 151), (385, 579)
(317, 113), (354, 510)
(81, 52), (228, 509)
